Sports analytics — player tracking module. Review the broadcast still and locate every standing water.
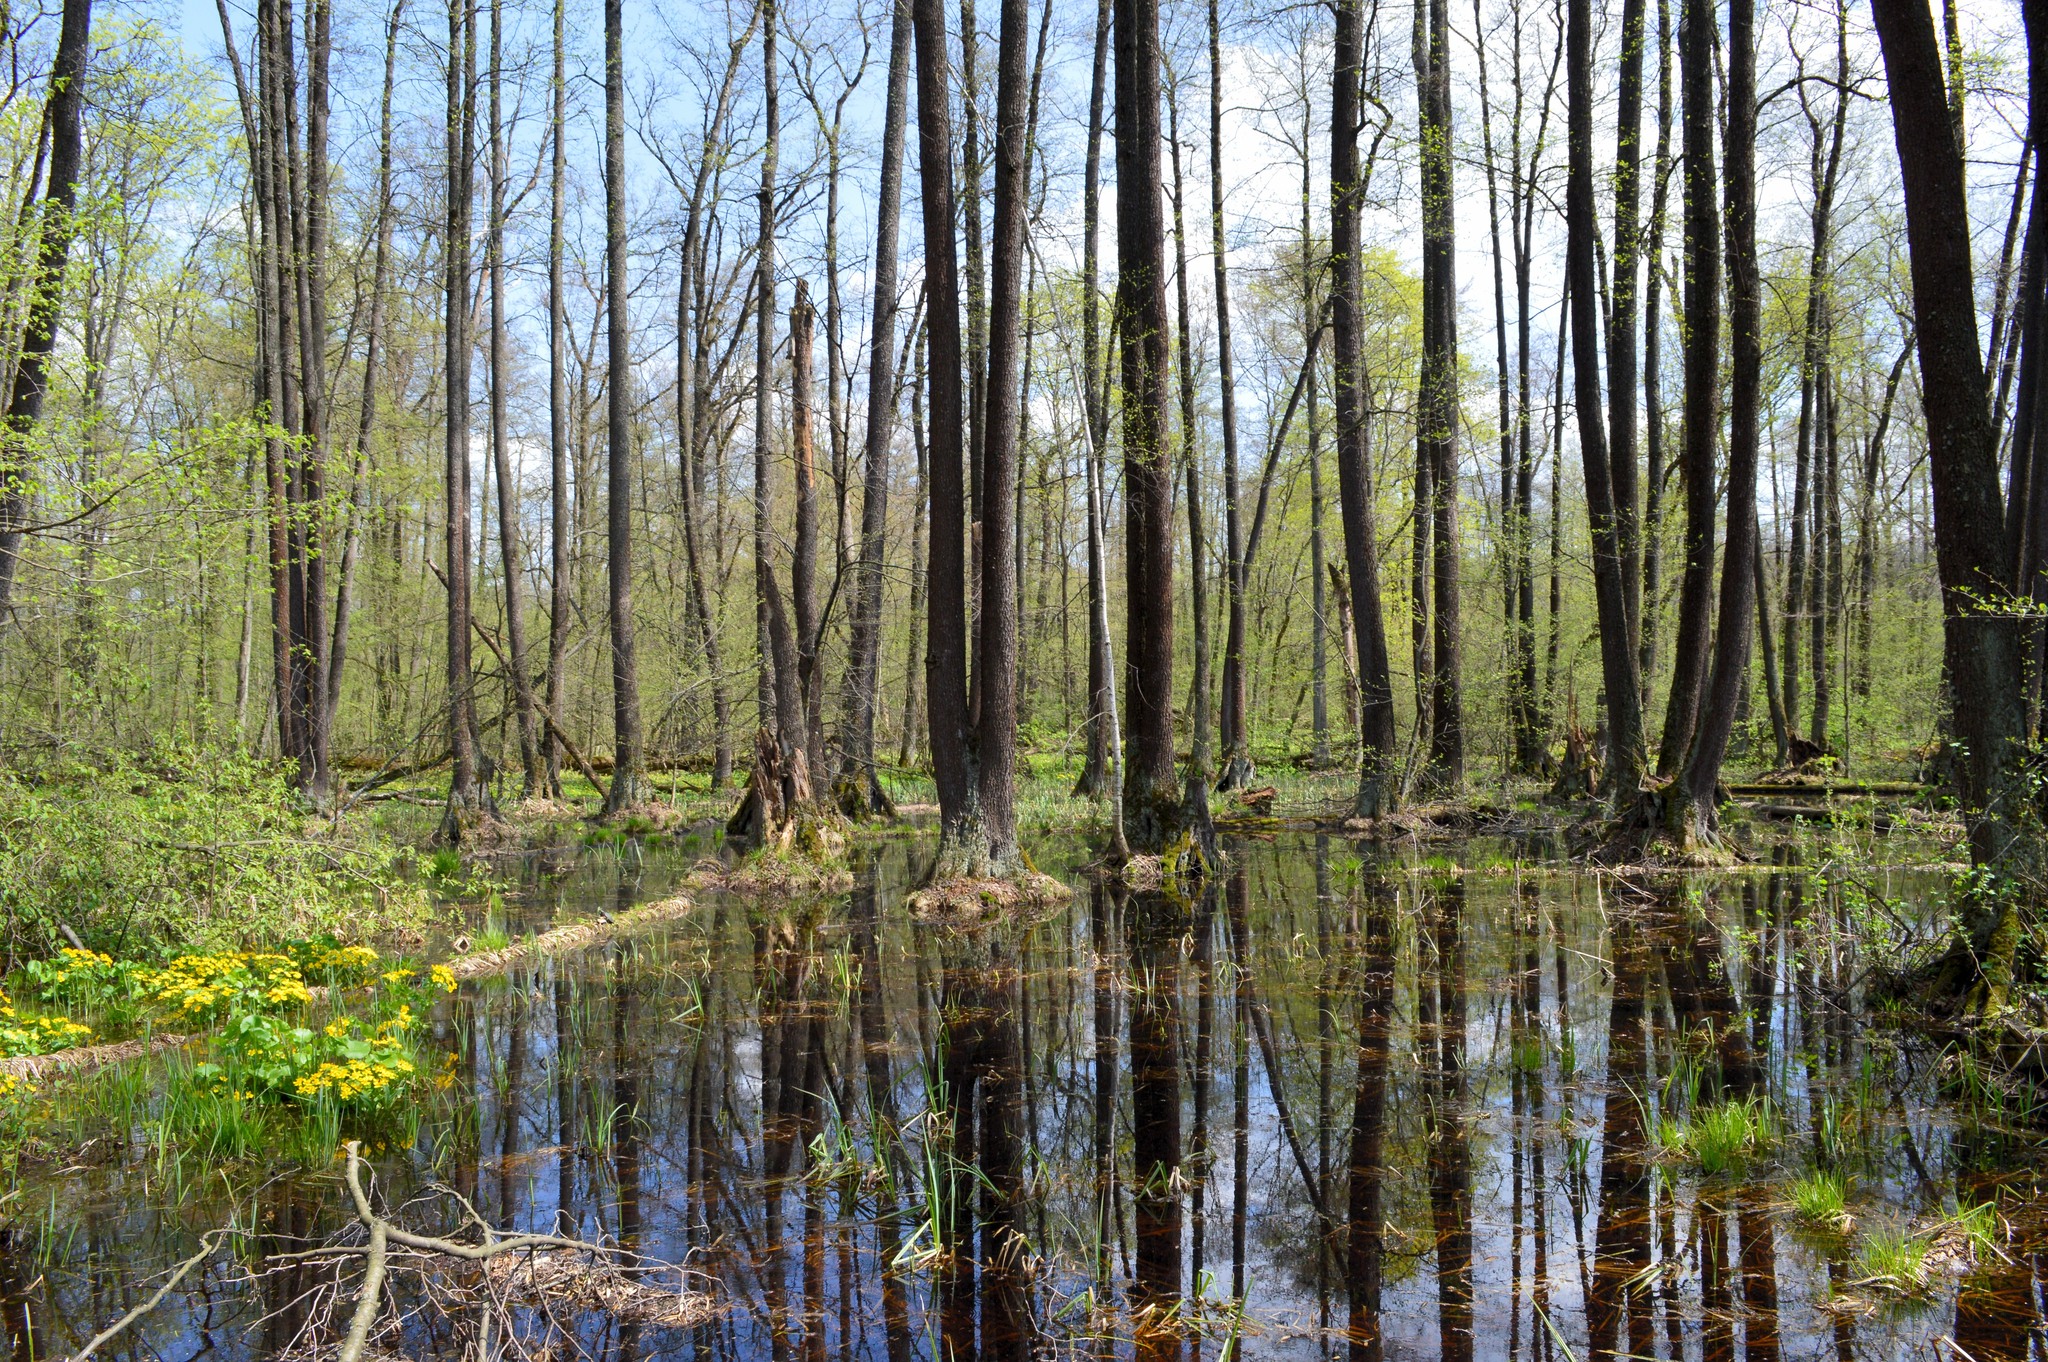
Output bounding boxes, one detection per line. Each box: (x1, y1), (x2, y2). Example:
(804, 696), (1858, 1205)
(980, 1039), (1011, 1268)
(2, 831), (2041, 1360)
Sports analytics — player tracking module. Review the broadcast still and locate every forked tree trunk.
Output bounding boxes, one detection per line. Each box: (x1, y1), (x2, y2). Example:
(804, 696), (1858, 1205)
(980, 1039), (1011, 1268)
(1669, 0), (1758, 843)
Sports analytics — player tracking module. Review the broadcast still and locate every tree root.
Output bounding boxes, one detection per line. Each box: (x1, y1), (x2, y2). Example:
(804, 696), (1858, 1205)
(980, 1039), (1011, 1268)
(904, 869), (1072, 924)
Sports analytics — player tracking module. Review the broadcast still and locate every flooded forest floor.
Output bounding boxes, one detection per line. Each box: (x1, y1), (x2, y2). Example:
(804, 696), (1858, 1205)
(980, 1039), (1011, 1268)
(1, 775), (2043, 1362)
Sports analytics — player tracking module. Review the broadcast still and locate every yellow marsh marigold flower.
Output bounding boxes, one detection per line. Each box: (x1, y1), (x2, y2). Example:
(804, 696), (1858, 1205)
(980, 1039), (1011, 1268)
(430, 965), (457, 994)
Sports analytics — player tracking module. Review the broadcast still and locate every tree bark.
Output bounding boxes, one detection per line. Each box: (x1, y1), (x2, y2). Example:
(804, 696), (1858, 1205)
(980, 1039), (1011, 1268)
(600, 0), (645, 814)
(488, 0), (542, 797)
(1332, 0), (1400, 817)
(838, 0), (911, 816)
(912, 0), (974, 843)
(1609, 0), (1647, 662)
(1169, 86), (1211, 794)
(1640, 0), (1673, 699)
(1074, 0), (1115, 798)
(1212, 0), (1252, 792)
(329, 0), (404, 771)
(1670, 0), (1757, 842)
(1569, 0), (1647, 795)
(790, 284), (824, 779)
(1656, 0), (1718, 780)
(441, 0), (484, 834)
(545, 0), (572, 798)
(1872, 0), (2033, 983)
(1418, 0), (1462, 786)
(1115, 0), (1181, 851)
(968, 0), (1032, 871)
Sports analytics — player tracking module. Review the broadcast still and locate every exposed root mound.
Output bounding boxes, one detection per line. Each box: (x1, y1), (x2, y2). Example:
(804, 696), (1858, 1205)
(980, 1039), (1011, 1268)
(482, 1252), (721, 1329)
(1574, 782), (1744, 867)
(1340, 800), (1520, 840)
(1105, 830), (1217, 888)
(686, 852), (853, 899)
(906, 871), (1071, 924)
(506, 796), (585, 823)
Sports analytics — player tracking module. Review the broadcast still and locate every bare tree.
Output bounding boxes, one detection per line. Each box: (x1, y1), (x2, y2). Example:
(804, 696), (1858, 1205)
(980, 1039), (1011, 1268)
(1115, 0), (1183, 851)
(836, 0), (911, 817)
(1568, 0), (1645, 794)
(1656, 0), (1719, 777)
(601, 0), (646, 814)
(1332, 0), (1399, 816)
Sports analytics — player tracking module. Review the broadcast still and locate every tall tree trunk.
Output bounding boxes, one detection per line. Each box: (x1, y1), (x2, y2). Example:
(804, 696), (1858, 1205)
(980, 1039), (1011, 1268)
(1418, 0), (1462, 786)
(838, 0), (911, 816)
(1212, 0), (1253, 792)
(966, 0), (1031, 872)
(1169, 87), (1212, 798)
(1333, 0), (1400, 817)
(1115, 0), (1181, 851)
(791, 284), (824, 778)
(1656, 0), (1718, 779)
(299, 0), (334, 801)
(1472, 0), (1518, 773)
(912, 0), (974, 843)
(329, 0), (405, 761)
(1609, 0), (1647, 662)
(1074, 0), (1115, 798)
(441, 0), (484, 834)
(489, 0), (542, 797)
(1640, 0), (1673, 698)
(1670, 0), (1756, 843)
(962, 0), (987, 713)
(545, 0), (572, 798)
(600, 0), (645, 814)
(1513, 7), (1564, 770)
(673, 6), (755, 797)
(1873, 0), (2032, 999)
(898, 327), (928, 769)
(1569, 0), (1647, 794)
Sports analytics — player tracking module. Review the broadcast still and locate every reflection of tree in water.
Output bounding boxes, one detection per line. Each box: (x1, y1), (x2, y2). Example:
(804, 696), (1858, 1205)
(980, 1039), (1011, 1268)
(6, 839), (2036, 1361)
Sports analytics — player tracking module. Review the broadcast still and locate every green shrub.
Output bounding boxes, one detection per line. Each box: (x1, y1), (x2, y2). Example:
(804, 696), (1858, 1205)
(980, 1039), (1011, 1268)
(0, 746), (427, 964)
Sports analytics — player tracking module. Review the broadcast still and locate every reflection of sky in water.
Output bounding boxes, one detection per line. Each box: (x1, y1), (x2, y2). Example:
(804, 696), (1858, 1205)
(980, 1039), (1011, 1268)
(0, 831), (2021, 1361)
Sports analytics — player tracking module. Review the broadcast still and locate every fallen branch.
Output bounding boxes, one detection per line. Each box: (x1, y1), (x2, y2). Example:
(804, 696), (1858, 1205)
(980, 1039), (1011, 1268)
(334, 1141), (714, 1360)
(67, 1230), (226, 1362)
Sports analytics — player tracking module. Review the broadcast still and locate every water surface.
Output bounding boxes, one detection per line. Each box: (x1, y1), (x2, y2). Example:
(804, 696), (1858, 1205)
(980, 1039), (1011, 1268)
(3, 831), (2040, 1361)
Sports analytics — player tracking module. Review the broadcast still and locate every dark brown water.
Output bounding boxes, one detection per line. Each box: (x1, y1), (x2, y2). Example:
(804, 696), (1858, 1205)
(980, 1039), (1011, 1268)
(5, 830), (2044, 1360)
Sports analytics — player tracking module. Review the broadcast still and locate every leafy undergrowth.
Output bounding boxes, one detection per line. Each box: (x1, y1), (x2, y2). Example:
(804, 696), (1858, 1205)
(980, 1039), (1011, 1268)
(0, 746), (430, 968)
(0, 939), (458, 1167)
